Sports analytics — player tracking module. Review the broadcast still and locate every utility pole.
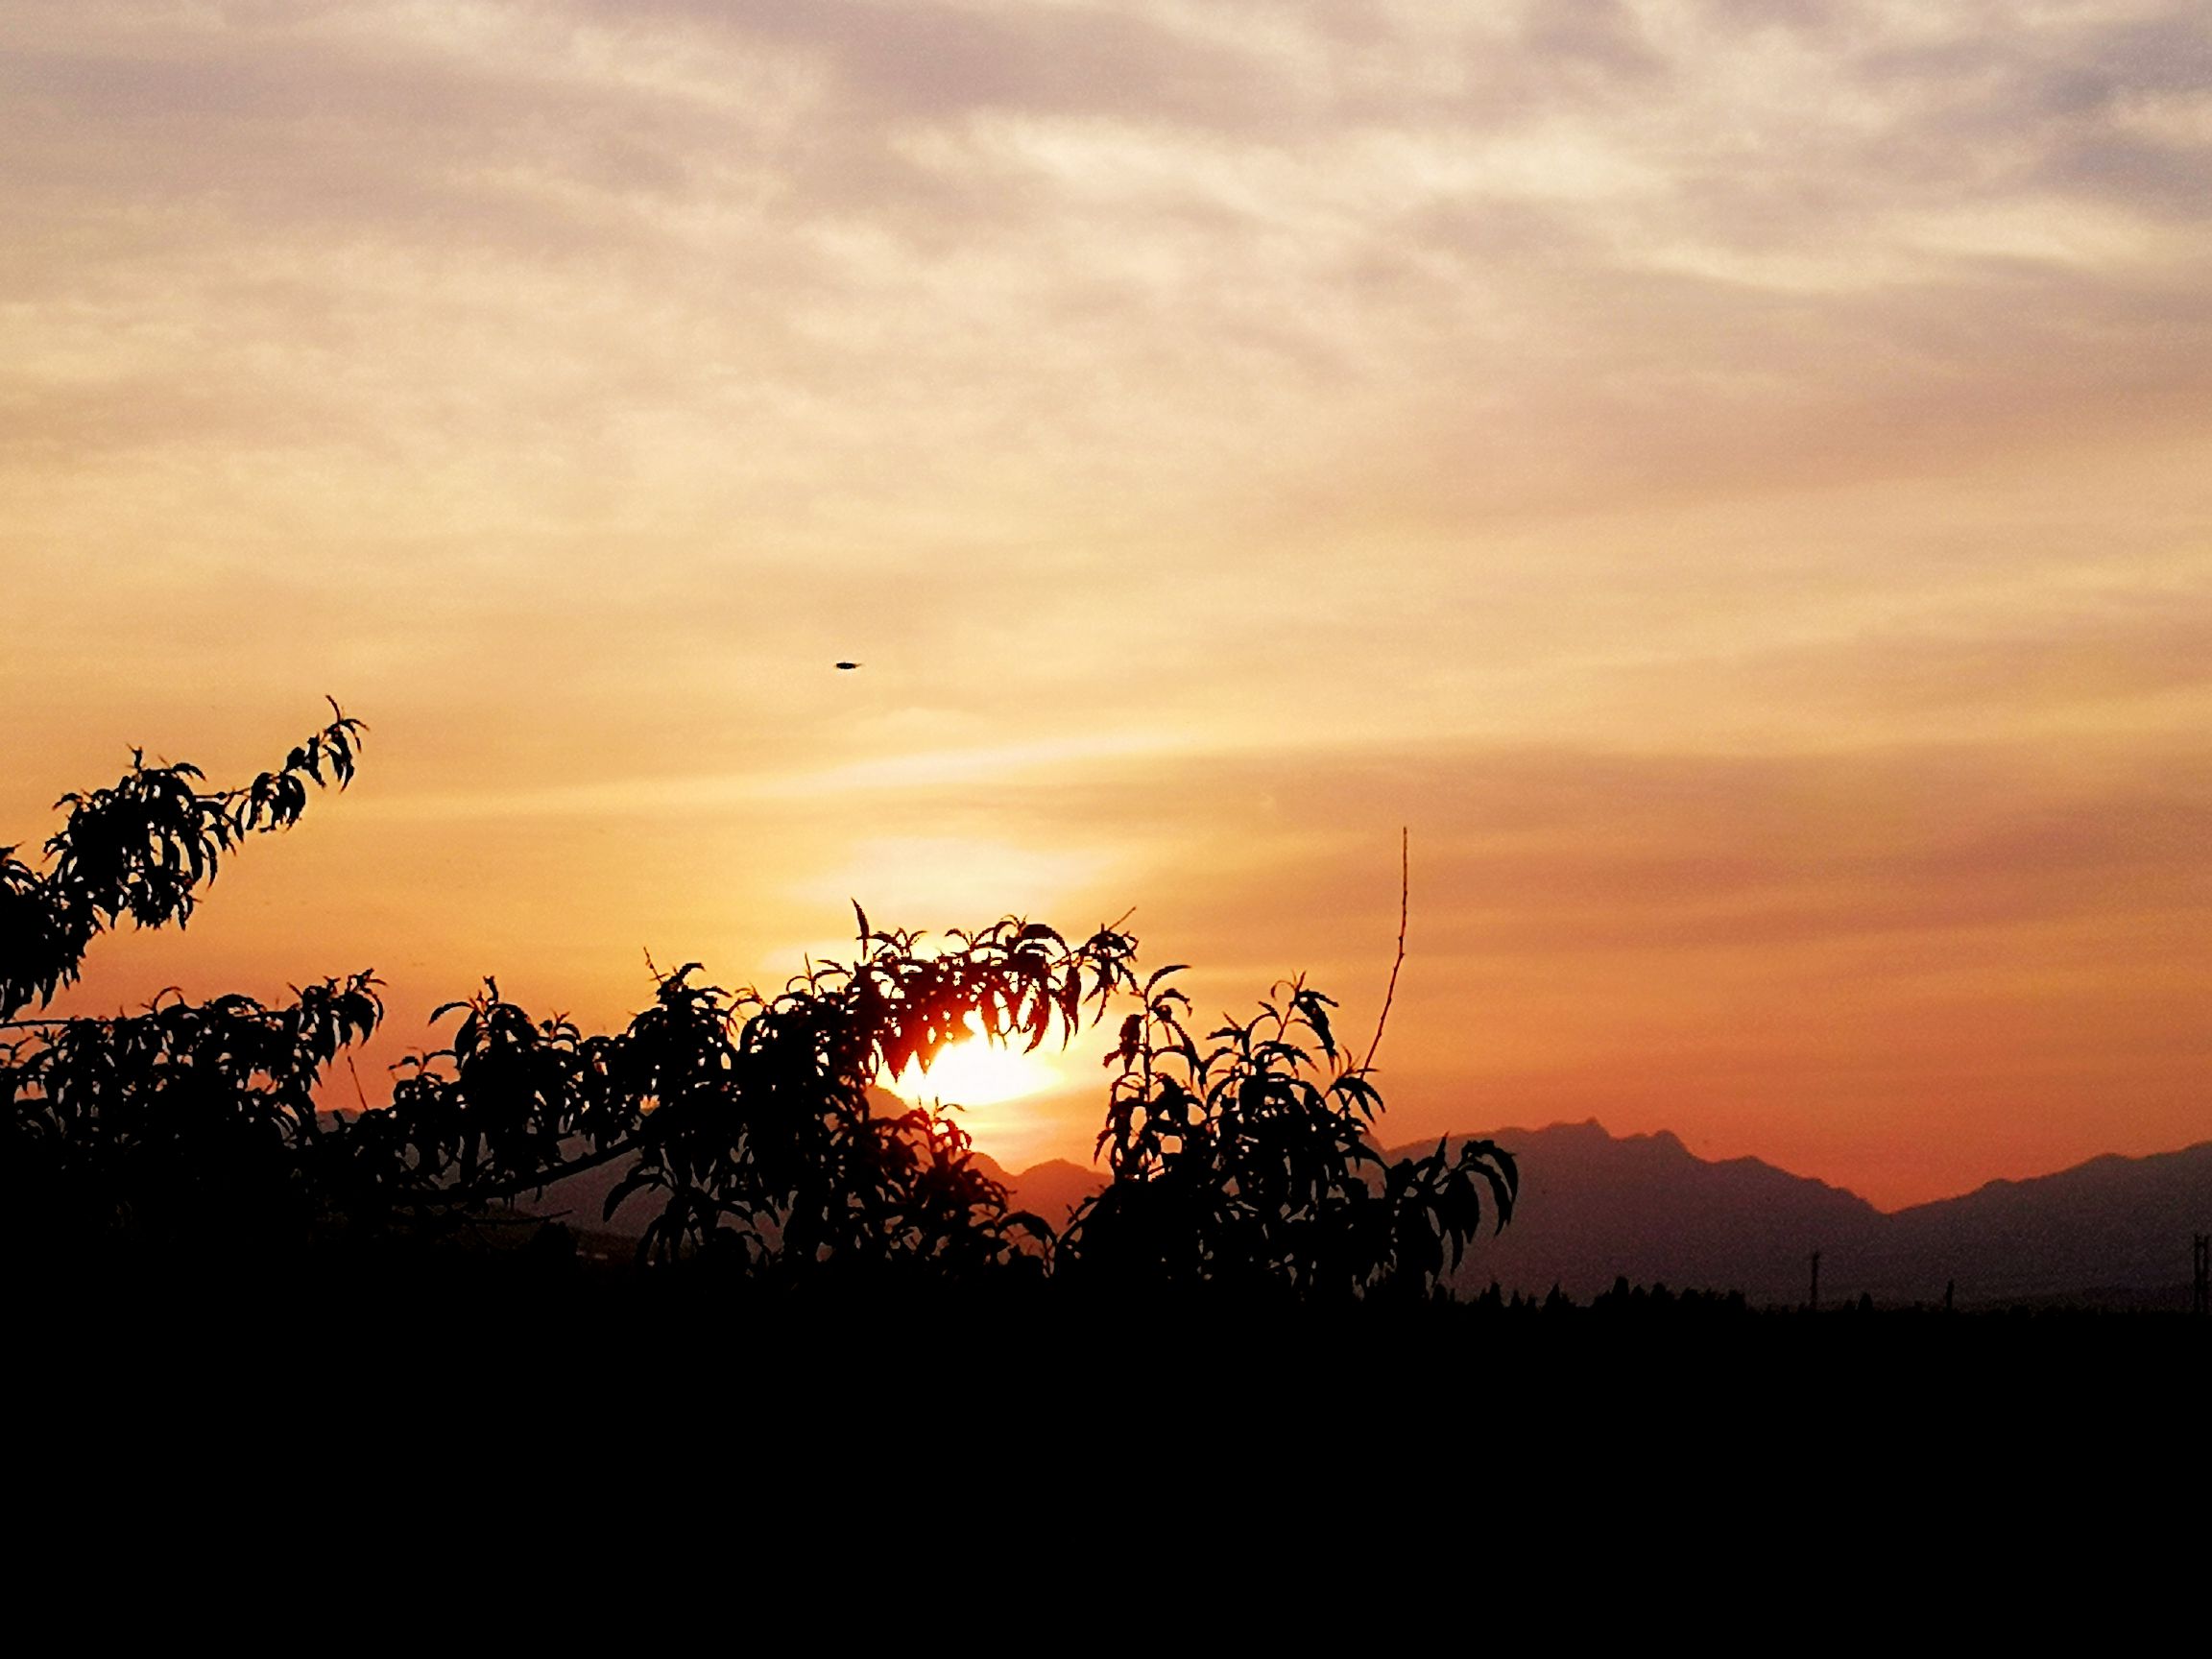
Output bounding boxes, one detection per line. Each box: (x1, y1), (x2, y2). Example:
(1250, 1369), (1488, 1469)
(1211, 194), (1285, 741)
(2194, 1235), (2208, 1317)
(1808, 1249), (1820, 1314)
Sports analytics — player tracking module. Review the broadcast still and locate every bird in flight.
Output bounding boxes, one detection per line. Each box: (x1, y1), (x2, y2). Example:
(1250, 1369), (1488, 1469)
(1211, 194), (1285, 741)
(834, 661), (863, 671)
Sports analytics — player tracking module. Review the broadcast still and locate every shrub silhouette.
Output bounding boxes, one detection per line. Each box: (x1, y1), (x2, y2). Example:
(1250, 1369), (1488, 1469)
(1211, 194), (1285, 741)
(5, 705), (1514, 1299)
(2, 697), (365, 1021)
(1056, 965), (1516, 1299)
(365, 916), (1135, 1278)
(5, 702), (376, 1258)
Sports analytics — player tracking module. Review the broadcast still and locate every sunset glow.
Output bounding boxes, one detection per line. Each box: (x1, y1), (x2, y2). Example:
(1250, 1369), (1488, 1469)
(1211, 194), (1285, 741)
(884, 1015), (1071, 1113)
(5, 2), (2206, 1210)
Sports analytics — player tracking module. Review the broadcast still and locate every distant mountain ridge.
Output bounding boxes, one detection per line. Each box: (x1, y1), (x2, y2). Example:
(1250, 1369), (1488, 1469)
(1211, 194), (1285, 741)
(1875, 1141), (2212, 1307)
(998, 1119), (2210, 1307)
(525, 1116), (2210, 1309)
(1391, 1121), (2212, 1308)
(1403, 1120), (1884, 1306)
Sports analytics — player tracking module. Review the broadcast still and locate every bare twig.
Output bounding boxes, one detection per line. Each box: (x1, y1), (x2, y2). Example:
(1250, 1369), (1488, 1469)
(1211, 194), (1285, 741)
(1359, 827), (1408, 1074)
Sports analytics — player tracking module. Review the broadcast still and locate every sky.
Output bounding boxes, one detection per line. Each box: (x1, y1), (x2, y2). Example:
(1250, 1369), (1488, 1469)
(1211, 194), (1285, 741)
(4, 0), (2206, 1208)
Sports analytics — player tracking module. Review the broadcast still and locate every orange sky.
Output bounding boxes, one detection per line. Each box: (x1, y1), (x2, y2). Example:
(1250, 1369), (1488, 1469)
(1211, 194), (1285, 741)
(5, 2), (2207, 1209)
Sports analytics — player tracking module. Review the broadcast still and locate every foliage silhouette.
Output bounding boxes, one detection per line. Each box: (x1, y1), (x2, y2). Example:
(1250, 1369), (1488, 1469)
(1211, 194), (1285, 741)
(5, 704), (375, 1260)
(1, 697), (364, 1022)
(6, 706), (1515, 1303)
(365, 914), (1136, 1278)
(1056, 967), (1516, 1300)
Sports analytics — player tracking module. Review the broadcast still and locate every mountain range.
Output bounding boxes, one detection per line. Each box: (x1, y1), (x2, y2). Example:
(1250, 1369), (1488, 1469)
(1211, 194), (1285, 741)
(991, 1120), (2212, 1309)
(529, 1118), (2210, 1310)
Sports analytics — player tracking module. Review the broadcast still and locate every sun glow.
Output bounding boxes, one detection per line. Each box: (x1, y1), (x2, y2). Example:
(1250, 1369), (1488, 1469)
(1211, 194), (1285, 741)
(881, 1013), (1069, 1110)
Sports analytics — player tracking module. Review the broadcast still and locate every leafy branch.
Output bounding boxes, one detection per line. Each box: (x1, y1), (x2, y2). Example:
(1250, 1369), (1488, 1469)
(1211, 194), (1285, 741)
(1, 698), (365, 1020)
(1061, 960), (1516, 1300)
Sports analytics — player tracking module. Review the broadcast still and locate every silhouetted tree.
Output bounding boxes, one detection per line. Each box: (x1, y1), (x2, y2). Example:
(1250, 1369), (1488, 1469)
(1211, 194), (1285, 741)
(3, 711), (1142, 1275)
(363, 915), (1136, 1277)
(5, 702), (374, 1259)
(7, 705), (1516, 1306)
(2, 697), (365, 1022)
(1056, 965), (1516, 1299)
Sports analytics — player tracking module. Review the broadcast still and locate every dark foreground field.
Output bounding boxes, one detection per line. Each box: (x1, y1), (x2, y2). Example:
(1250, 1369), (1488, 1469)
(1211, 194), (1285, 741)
(23, 1249), (2202, 1435)
(15, 1254), (2199, 1604)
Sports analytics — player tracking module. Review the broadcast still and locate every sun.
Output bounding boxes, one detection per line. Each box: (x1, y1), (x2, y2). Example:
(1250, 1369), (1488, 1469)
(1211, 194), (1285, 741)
(881, 1012), (1068, 1109)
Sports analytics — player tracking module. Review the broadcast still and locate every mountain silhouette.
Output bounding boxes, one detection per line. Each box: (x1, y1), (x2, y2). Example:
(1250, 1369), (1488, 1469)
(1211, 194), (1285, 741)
(974, 1156), (1099, 1231)
(512, 1113), (2207, 1308)
(1875, 1143), (2212, 1305)
(1407, 1120), (1884, 1304)
(1407, 1120), (2210, 1308)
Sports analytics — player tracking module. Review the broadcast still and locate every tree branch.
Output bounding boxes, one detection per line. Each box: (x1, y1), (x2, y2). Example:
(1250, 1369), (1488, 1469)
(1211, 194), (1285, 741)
(1359, 827), (1407, 1074)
